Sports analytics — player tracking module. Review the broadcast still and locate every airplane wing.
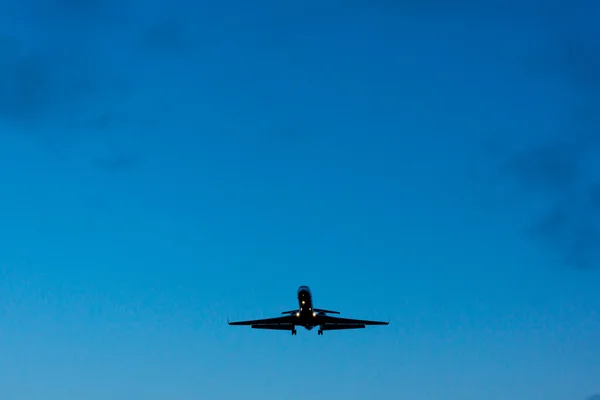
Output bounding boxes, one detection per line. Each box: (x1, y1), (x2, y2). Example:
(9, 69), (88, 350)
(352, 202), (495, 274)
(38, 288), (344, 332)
(317, 314), (389, 330)
(228, 315), (296, 330)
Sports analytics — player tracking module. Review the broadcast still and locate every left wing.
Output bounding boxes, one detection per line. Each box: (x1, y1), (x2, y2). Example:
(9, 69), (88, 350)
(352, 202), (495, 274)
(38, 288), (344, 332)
(228, 315), (296, 330)
(317, 314), (389, 331)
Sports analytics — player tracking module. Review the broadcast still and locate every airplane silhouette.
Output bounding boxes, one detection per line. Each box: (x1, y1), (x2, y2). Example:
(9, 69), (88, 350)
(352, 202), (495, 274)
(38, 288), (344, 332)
(228, 285), (389, 335)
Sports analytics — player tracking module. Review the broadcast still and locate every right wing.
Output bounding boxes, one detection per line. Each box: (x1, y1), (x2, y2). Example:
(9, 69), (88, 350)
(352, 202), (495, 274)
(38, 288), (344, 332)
(228, 314), (296, 330)
(317, 314), (389, 330)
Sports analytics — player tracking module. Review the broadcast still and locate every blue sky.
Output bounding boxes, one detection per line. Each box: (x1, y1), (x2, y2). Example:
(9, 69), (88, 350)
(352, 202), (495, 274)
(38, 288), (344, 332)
(1, 1), (599, 399)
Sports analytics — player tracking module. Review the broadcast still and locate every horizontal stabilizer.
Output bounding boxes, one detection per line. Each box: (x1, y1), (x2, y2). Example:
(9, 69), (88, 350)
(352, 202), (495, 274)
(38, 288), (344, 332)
(281, 310), (298, 315)
(314, 308), (340, 314)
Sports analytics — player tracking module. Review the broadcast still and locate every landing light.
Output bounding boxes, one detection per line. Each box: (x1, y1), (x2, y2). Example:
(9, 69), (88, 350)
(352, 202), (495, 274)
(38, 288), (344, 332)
(296, 312), (300, 317)
(313, 312), (316, 317)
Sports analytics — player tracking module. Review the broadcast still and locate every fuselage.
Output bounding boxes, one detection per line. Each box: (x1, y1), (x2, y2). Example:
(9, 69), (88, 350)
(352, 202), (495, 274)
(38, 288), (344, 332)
(297, 285), (316, 330)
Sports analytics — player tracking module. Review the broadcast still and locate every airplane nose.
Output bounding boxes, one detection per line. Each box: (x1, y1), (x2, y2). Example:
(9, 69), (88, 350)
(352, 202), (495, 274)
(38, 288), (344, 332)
(298, 286), (310, 295)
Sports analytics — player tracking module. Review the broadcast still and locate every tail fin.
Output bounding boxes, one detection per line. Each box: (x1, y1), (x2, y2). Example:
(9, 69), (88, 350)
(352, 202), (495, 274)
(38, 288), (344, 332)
(314, 308), (340, 314)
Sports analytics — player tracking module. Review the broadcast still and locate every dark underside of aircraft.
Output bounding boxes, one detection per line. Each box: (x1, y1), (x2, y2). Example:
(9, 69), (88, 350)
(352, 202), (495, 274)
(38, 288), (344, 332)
(228, 286), (389, 335)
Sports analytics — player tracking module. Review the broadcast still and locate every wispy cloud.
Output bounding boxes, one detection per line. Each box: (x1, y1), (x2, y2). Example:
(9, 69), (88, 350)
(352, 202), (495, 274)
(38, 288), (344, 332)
(493, 7), (600, 269)
(0, 12), (137, 167)
(0, 35), (52, 122)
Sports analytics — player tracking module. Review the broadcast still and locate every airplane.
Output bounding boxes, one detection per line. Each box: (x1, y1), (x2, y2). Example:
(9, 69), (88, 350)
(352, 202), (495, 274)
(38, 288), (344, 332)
(228, 285), (389, 335)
